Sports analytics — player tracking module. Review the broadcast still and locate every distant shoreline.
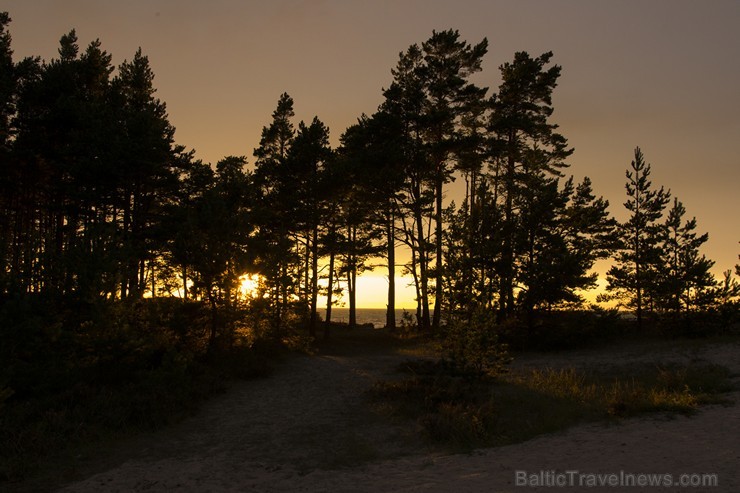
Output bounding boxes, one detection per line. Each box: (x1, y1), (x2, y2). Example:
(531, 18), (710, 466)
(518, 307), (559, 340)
(321, 308), (416, 328)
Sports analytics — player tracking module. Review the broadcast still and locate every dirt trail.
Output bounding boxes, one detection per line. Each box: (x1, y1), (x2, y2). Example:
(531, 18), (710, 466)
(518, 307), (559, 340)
(40, 335), (740, 492)
(48, 336), (428, 492)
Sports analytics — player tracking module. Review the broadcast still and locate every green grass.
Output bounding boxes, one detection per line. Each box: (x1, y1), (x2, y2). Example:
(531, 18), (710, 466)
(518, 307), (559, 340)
(369, 360), (735, 451)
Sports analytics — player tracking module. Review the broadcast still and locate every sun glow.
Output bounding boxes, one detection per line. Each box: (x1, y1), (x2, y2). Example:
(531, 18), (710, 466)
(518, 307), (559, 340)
(235, 271), (419, 308)
(238, 274), (262, 299)
(235, 269), (612, 309)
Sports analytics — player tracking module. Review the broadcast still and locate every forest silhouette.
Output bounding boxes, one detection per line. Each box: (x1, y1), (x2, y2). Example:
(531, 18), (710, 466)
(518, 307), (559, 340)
(1, 12), (739, 486)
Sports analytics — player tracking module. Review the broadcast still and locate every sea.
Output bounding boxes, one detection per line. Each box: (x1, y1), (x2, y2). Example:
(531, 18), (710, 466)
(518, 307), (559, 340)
(321, 307), (415, 328)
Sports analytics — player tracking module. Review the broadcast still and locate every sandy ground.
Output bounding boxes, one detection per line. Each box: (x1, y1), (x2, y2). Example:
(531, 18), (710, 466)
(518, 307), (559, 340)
(38, 336), (740, 492)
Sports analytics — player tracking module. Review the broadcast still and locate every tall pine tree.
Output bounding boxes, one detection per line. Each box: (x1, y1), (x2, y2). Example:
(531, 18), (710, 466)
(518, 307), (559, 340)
(488, 51), (573, 319)
(606, 147), (670, 328)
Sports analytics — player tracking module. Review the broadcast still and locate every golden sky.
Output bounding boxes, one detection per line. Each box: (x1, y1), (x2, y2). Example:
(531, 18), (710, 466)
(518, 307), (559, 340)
(5, 0), (739, 308)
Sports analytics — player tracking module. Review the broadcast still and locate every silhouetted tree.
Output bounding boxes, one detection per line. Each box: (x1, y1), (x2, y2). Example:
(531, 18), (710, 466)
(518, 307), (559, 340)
(444, 172), (615, 330)
(285, 117), (332, 337)
(11, 31), (119, 298)
(442, 177), (504, 315)
(605, 147), (670, 328)
(252, 93), (298, 335)
(164, 157), (213, 300)
(514, 171), (571, 325)
(114, 48), (183, 299)
(337, 112), (404, 329)
(381, 31), (488, 330)
(171, 156), (255, 349)
(317, 158), (343, 337)
(656, 197), (714, 313)
(488, 51), (573, 319)
(0, 12), (18, 296)
(420, 30), (489, 330)
(560, 177), (618, 297)
(0, 12), (14, 150)
(381, 42), (432, 330)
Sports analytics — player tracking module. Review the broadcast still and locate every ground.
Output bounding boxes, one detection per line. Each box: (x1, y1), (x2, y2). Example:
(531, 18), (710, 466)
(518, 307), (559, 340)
(15, 330), (740, 492)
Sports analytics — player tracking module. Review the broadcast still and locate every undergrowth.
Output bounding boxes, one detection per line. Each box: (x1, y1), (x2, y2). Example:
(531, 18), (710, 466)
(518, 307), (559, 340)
(369, 359), (735, 451)
(0, 297), (277, 484)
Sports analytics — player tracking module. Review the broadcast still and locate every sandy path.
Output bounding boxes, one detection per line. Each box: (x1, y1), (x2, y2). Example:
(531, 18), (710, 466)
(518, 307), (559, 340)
(55, 338), (739, 493)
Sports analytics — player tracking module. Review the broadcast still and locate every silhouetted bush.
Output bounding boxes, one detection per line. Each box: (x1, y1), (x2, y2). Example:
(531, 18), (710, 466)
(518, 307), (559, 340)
(0, 296), (274, 483)
(497, 308), (630, 351)
(656, 304), (740, 338)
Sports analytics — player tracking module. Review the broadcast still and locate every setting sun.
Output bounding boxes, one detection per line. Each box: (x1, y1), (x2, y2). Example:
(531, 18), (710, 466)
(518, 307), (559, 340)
(238, 274), (262, 299)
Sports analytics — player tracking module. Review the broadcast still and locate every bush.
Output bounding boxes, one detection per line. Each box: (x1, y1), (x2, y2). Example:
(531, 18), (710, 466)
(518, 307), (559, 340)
(656, 306), (740, 338)
(497, 308), (629, 351)
(440, 308), (511, 377)
(0, 295), (274, 483)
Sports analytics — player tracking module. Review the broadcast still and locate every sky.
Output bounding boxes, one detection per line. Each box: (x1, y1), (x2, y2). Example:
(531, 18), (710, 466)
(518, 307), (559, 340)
(4, 0), (739, 308)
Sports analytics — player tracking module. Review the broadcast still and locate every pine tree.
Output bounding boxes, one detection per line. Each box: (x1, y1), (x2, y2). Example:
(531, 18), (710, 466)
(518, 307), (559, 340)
(0, 12), (17, 295)
(252, 93), (298, 335)
(606, 147), (670, 328)
(515, 172), (571, 322)
(0, 12), (14, 151)
(114, 48), (182, 299)
(170, 156), (255, 350)
(488, 51), (573, 319)
(382, 43), (433, 330)
(11, 32), (120, 298)
(284, 117), (332, 337)
(337, 112), (405, 329)
(657, 197), (714, 313)
(381, 30), (488, 330)
(164, 157), (214, 301)
(420, 30), (489, 330)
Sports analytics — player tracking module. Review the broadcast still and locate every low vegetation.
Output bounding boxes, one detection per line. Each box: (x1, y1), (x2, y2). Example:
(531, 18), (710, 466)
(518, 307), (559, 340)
(0, 297), (277, 483)
(370, 357), (735, 451)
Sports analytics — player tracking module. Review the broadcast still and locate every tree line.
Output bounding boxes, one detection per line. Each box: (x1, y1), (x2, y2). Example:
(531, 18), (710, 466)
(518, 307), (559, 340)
(1, 14), (738, 348)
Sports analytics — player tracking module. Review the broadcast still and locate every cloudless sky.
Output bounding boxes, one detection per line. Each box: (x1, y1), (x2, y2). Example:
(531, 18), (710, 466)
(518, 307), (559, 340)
(4, 0), (739, 307)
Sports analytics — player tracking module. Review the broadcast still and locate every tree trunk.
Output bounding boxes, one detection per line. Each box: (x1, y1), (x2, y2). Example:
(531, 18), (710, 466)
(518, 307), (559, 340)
(309, 226), (319, 338)
(324, 248), (335, 340)
(386, 210), (396, 330)
(349, 266), (357, 328)
(278, 262), (288, 337)
(432, 173), (443, 331)
(121, 192), (131, 299)
(208, 290), (218, 352)
(410, 243), (422, 330)
(414, 199), (430, 331)
(634, 223), (643, 331)
(303, 234), (310, 305)
(500, 140), (516, 319)
(128, 184), (142, 298)
(139, 259), (146, 296)
(150, 262), (156, 297)
(527, 231), (536, 333)
(348, 225), (357, 328)
(636, 258), (643, 330)
(182, 265), (188, 300)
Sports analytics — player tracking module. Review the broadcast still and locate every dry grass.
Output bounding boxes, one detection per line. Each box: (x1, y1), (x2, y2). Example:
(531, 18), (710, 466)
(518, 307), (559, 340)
(369, 360), (735, 451)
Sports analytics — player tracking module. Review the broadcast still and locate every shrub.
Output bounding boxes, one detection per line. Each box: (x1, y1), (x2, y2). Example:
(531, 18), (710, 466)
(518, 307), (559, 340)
(440, 308), (511, 377)
(0, 295), (274, 483)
